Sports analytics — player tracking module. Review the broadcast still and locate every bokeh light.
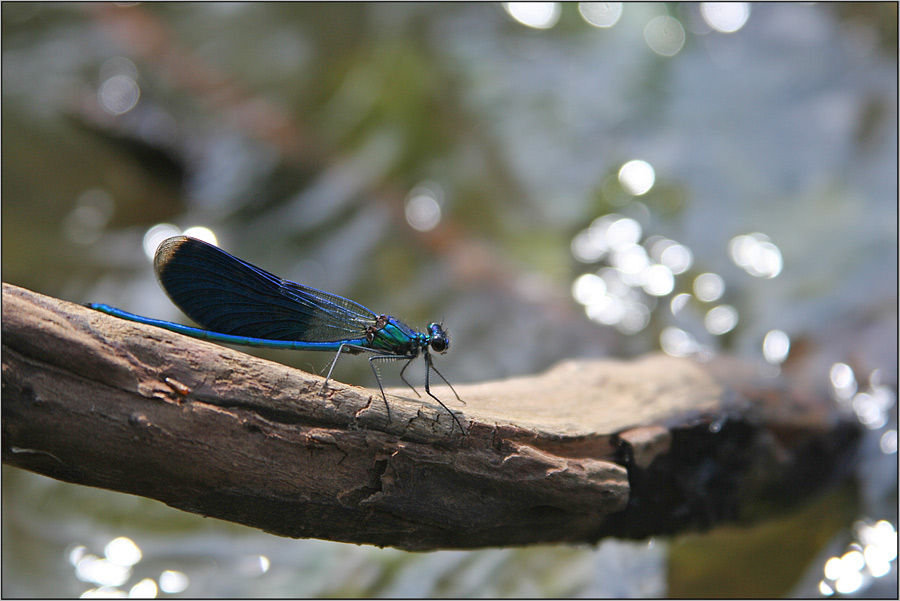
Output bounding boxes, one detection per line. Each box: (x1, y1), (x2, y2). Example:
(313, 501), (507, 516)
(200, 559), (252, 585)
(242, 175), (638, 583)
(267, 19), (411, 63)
(660, 326), (698, 357)
(104, 537), (142, 567)
(67, 537), (198, 598)
(182, 226), (219, 246)
(572, 273), (607, 305)
(142, 225), (218, 260)
(610, 243), (649, 277)
(670, 292), (691, 315)
(69, 545), (88, 566)
(700, 2), (751, 33)
(571, 212), (705, 338)
(618, 301), (651, 334)
(618, 160), (656, 196)
(259, 555), (272, 574)
(579, 2), (623, 28)
(829, 362), (858, 401)
(607, 217), (642, 247)
(642, 264), (674, 296)
(158, 570), (189, 594)
(64, 188), (115, 245)
(80, 586), (129, 598)
(74, 553), (131, 587)
(142, 224), (181, 260)
(820, 520), (897, 596)
(99, 74), (140, 116)
(852, 387), (895, 430)
(99, 56), (138, 84)
(728, 232), (783, 278)
(829, 362), (897, 439)
(880, 430), (897, 455)
(693, 272), (725, 302)
(762, 329), (790, 365)
(644, 16), (686, 57)
(704, 304), (738, 335)
(650, 238), (693, 274)
(504, 2), (561, 29)
(405, 182), (444, 232)
(129, 578), (158, 598)
(571, 214), (641, 263)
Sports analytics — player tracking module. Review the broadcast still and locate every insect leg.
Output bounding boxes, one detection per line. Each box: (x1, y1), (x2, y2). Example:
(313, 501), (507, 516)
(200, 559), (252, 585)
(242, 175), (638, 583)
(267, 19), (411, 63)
(368, 353), (409, 423)
(423, 352), (465, 434)
(323, 343), (371, 392)
(322, 344), (351, 391)
(398, 358), (422, 398)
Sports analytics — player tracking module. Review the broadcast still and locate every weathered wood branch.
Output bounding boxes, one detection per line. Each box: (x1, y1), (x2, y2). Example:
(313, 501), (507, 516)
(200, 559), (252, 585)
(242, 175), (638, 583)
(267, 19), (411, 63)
(2, 283), (860, 550)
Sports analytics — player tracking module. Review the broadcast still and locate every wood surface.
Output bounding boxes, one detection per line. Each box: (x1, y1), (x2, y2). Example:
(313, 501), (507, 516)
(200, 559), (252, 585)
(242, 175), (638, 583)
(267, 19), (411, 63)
(2, 283), (860, 549)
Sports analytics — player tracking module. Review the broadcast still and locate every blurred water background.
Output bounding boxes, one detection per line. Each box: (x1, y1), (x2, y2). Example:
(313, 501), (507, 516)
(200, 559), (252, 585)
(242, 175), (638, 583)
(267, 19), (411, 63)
(2, 3), (896, 597)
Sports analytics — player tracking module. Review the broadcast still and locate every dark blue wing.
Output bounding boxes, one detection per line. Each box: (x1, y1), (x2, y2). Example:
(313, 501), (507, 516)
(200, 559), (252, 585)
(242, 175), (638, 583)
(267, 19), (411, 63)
(154, 236), (378, 343)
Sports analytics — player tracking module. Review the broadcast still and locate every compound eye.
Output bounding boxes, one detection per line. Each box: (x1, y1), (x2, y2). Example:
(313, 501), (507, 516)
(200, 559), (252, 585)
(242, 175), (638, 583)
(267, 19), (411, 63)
(427, 323), (450, 353)
(430, 337), (448, 353)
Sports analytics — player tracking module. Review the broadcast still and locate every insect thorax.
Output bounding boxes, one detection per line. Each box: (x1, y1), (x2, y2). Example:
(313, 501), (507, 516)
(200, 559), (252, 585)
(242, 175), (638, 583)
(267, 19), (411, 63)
(367, 315), (419, 356)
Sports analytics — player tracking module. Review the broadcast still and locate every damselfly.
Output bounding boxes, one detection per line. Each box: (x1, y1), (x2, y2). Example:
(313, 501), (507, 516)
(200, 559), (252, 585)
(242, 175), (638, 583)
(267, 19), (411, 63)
(88, 236), (464, 433)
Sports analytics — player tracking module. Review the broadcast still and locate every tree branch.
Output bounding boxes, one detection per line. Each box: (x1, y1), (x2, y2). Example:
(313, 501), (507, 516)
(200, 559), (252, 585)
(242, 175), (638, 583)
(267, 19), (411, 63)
(2, 283), (860, 550)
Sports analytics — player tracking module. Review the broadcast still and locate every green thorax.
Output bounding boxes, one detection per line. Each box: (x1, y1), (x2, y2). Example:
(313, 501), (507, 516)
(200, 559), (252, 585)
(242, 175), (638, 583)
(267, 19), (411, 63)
(367, 315), (421, 355)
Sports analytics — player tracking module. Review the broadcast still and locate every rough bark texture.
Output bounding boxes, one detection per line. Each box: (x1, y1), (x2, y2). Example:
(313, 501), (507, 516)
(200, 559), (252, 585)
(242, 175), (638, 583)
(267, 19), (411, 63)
(2, 283), (861, 550)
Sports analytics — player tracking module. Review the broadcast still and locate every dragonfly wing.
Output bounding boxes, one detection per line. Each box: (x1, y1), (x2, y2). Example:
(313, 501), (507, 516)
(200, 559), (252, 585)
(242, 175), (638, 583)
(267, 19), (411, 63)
(154, 236), (377, 342)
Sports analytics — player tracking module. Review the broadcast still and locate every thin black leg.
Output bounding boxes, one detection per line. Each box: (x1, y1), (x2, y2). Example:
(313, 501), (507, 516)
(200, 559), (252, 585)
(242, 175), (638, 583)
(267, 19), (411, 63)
(423, 353), (465, 434)
(398, 358), (422, 397)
